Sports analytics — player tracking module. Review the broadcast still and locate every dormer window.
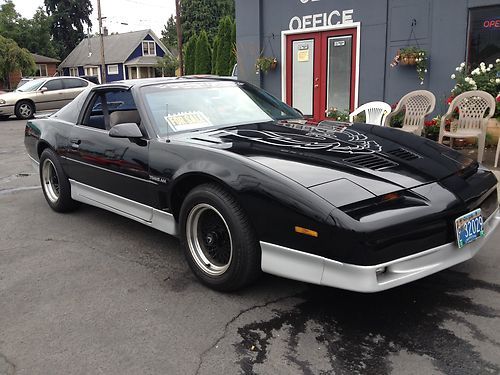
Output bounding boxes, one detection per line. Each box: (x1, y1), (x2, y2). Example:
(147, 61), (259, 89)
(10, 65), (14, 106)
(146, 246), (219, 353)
(142, 41), (156, 56)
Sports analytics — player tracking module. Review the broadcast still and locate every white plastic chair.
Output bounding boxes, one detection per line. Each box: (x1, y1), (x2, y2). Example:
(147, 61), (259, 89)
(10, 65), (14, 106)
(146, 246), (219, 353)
(384, 90), (436, 135)
(349, 101), (392, 126)
(438, 90), (495, 164)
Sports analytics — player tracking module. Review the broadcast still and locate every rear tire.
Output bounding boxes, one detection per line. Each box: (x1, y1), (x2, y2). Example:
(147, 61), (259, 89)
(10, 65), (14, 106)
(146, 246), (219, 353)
(179, 183), (261, 291)
(15, 100), (35, 120)
(39, 148), (78, 212)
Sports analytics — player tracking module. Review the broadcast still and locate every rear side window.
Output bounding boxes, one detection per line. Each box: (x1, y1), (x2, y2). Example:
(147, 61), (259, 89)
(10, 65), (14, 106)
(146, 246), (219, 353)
(63, 78), (88, 89)
(42, 79), (64, 91)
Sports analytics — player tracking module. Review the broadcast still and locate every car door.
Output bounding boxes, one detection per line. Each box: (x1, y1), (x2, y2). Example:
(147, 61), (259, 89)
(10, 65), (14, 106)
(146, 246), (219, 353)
(36, 78), (65, 111)
(64, 88), (154, 220)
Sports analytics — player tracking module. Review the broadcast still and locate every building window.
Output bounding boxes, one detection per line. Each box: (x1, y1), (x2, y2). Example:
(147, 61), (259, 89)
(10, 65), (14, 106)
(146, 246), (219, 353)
(467, 6), (500, 66)
(35, 64), (48, 77)
(107, 65), (119, 75)
(142, 41), (156, 56)
(69, 67), (78, 76)
(84, 66), (99, 77)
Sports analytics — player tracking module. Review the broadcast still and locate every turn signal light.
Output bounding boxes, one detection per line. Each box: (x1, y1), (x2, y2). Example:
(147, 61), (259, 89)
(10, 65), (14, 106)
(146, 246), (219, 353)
(295, 226), (318, 238)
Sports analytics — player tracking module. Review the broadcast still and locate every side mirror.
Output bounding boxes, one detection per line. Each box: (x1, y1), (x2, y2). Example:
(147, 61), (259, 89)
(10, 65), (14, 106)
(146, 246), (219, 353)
(109, 123), (143, 138)
(40, 87), (48, 93)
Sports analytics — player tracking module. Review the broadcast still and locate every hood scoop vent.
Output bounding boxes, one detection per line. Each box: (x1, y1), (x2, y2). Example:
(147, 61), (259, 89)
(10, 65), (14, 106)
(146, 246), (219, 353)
(385, 148), (421, 161)
(343, 154), (398, 171)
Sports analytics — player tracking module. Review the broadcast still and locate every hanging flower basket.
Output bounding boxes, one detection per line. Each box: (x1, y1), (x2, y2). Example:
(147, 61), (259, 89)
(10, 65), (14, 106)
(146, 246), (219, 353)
(399, 55), (417, 66)
(390, 47), (428, 84)
(256, 57), (278, 73)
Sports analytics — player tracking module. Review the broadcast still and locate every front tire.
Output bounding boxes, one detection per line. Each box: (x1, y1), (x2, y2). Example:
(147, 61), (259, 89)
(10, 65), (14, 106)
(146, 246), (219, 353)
(179, 184), (261, 291)
(15, 100), (35, 120)
(39, 148), (78, 212)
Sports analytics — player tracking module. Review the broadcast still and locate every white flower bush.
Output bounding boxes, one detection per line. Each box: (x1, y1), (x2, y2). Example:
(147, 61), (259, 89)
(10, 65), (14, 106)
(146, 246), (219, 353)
(449, 61), (500, 117)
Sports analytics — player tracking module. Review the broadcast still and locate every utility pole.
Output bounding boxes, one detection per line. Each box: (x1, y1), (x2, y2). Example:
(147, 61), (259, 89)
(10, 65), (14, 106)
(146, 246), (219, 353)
(175, 0), (184, 76)
(97, 0), (107, 83)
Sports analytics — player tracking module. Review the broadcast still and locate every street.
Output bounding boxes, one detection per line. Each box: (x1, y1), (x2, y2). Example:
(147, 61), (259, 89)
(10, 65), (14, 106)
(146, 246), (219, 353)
(1, 117), (499, 375)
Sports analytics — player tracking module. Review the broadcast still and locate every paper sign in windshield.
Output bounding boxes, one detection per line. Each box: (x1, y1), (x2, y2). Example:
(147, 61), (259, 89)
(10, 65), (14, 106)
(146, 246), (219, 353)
(165, 111), (212, 131)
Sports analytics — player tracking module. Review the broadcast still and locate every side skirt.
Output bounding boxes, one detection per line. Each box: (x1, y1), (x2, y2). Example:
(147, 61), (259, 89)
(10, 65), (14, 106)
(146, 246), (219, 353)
(69, 179), (178, 237)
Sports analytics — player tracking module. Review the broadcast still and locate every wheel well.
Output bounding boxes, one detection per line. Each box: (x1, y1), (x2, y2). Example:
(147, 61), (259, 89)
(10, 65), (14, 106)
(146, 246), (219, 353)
(37, 140), (51, 157)
(170, 174), (230, 221)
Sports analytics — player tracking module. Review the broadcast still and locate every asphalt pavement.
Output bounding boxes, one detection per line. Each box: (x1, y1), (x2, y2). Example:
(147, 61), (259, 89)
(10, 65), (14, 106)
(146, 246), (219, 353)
(1, 117), (499, 375)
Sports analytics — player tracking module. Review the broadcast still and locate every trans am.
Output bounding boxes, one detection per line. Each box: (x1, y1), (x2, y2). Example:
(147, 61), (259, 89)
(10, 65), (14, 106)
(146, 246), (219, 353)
(24, 78), (500, 292)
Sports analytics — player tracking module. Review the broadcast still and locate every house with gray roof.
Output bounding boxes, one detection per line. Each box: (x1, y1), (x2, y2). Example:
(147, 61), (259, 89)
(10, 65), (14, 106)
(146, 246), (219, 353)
(59, 29), (172, 83)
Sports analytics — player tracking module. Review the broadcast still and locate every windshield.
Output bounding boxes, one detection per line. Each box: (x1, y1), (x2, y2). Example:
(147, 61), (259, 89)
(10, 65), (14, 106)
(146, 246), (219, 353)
(141, 80), (302, 136)
(16, 79), (45, 92)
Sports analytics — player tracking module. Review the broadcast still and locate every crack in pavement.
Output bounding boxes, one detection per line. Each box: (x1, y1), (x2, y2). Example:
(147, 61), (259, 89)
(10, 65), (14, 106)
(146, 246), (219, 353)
(0, 352), (15, 375)
(194, 292), (303, 375)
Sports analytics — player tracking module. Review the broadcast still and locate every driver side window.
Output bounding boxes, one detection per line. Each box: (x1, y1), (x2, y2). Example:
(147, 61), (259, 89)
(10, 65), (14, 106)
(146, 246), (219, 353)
(82, 90), (141, 131)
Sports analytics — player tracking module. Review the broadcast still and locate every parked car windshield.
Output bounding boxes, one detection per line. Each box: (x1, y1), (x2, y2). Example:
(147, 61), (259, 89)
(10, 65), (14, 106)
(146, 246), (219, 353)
(141, 80), (302, 136)
(16, 79), (45, 92)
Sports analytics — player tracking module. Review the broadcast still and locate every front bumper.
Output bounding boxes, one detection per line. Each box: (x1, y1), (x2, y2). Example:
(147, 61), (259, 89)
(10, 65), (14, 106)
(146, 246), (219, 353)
(260, 206), (500, 292)
(0, 104), (15, 116)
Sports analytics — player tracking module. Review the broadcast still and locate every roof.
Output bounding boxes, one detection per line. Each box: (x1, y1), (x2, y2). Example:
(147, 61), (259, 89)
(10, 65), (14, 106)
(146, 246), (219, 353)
(124, 55), (162, 66)
(59, 29), (172, 68)
(31, 53), (60, 64)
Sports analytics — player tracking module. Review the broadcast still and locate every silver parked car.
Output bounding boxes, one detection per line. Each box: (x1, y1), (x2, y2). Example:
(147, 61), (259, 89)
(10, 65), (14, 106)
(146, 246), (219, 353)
(0, 77), (94, 120)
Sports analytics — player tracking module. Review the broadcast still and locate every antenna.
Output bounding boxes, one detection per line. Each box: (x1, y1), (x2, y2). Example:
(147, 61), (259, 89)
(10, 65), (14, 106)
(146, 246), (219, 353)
(165, 103), (170, 143)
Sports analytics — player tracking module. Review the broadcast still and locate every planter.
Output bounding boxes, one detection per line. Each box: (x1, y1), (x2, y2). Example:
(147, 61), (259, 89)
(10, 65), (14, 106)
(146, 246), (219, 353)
(399, 56), (417, 65)
(487, 118), (500, 144)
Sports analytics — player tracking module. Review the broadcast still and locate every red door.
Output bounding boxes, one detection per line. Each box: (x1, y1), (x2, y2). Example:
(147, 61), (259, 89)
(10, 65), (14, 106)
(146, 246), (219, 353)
(286, 28), (357, 121)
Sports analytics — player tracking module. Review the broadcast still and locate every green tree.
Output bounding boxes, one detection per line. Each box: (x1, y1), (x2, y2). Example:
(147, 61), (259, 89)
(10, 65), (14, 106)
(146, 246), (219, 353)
(44, 0), (92, 59)
(23, 8), (59, 58)
(0, 35), (35, 89)
(184, 35), (197, 75)
(211, 36), (219, 74)
(181, 0), (234, 44)
(0, 0), (20, 41)
(229, 19), (236, 73)
(215, 16), (232, 76)
(161, 15), (177, 51)
(156, 54), (179, 77)
(194, 30), (211, 74)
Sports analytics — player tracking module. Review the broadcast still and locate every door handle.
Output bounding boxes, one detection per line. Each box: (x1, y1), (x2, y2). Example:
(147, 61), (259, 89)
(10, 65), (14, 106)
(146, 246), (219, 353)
(70, 139), (81, 148)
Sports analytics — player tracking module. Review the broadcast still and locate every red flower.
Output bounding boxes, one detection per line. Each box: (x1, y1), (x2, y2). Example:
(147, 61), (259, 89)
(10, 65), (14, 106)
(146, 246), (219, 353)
(496, 95), (500, 103)
(446, 96), (454, 105)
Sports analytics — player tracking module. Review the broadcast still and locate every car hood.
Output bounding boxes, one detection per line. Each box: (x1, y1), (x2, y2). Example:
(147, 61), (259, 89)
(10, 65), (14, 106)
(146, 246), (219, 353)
(175, 120), (477, 204)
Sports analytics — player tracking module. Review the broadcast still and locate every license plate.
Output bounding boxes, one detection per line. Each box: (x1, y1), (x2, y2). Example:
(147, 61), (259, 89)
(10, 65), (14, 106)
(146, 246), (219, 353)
(455, 208), (485, 248)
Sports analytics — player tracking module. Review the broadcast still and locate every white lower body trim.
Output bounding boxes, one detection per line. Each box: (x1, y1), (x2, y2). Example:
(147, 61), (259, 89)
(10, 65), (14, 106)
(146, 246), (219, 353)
(28, 155), (39, 171)
(261, 207), (500, 293)
(69, 179), (178, 236)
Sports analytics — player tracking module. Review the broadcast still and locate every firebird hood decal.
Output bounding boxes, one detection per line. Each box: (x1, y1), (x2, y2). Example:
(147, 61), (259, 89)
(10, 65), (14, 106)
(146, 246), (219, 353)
(217, 126), (382, 155)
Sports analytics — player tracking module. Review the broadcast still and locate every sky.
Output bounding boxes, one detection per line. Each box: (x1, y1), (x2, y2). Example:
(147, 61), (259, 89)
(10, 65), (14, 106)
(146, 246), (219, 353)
(12, 0), (175, 37)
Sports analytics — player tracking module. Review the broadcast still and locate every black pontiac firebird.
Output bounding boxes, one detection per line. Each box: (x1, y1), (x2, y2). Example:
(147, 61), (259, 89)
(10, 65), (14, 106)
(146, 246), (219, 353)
(24, 77), (500, 292)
